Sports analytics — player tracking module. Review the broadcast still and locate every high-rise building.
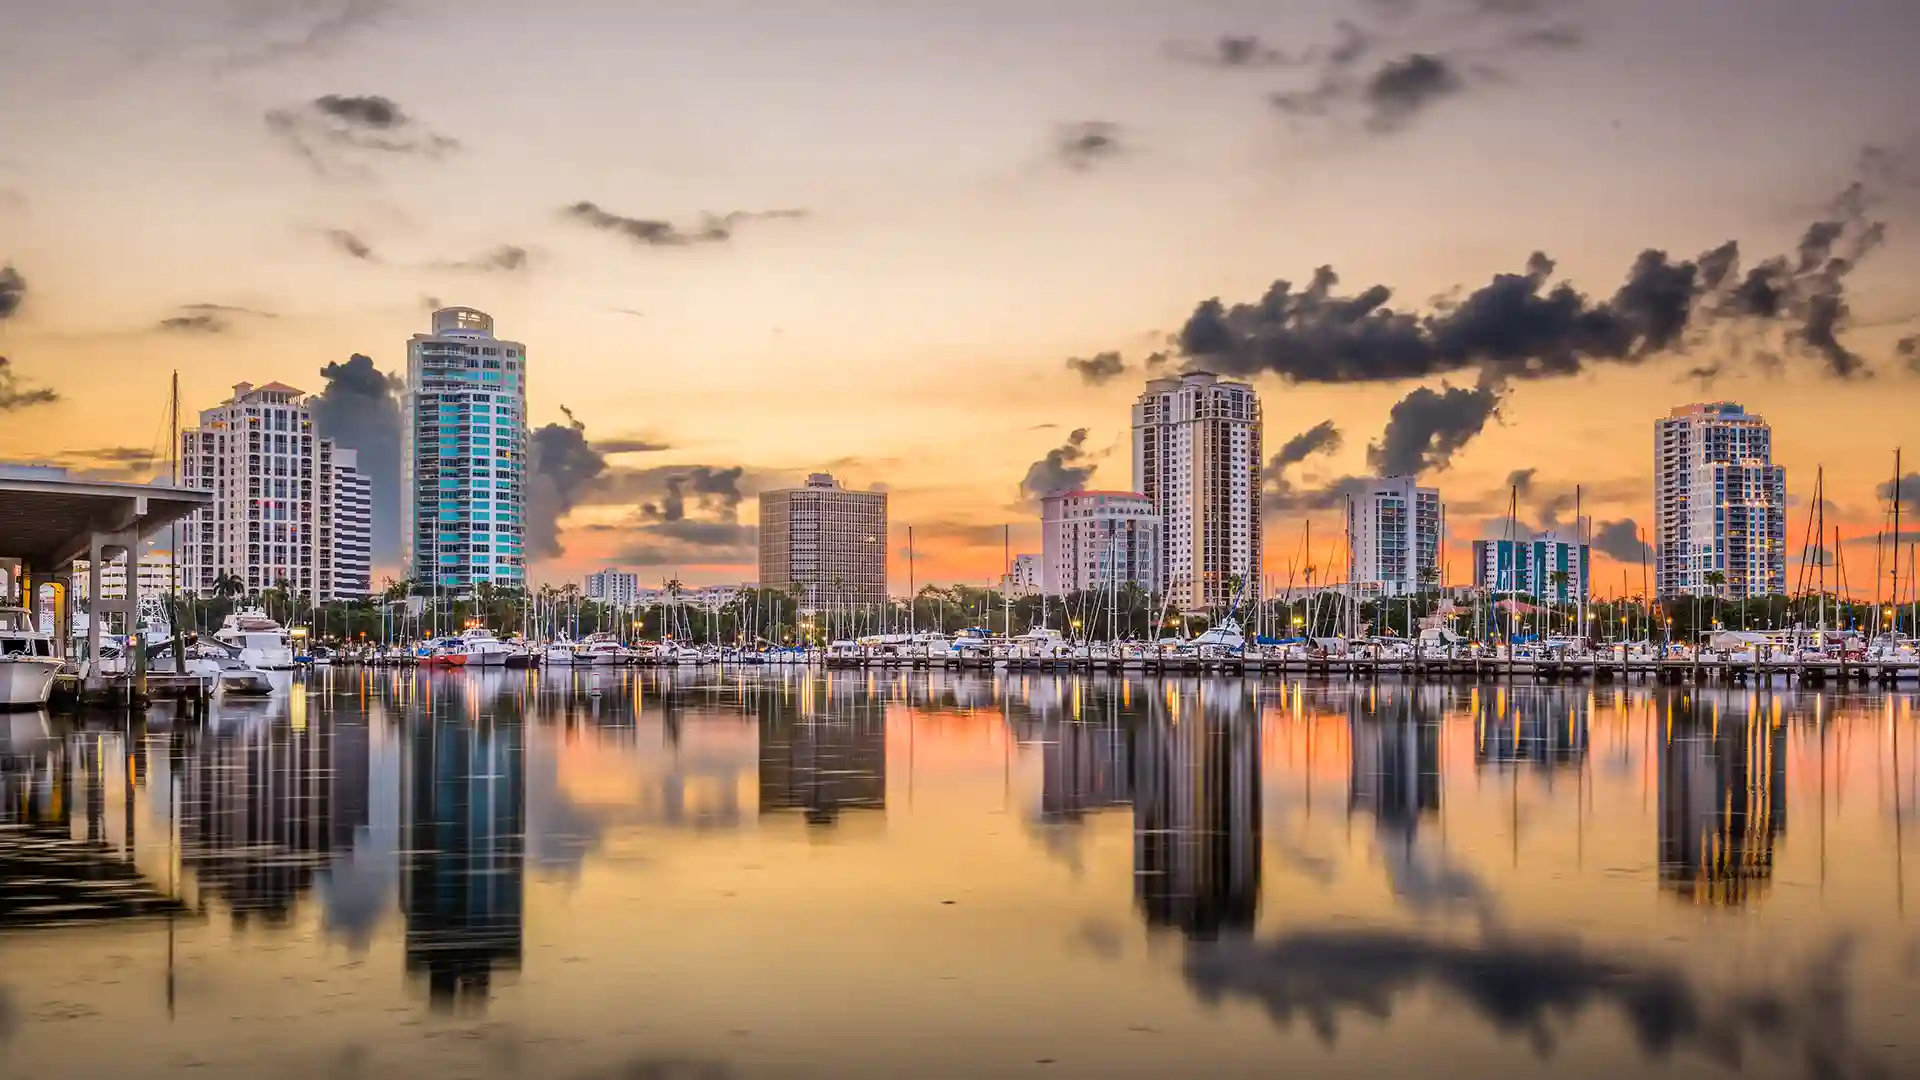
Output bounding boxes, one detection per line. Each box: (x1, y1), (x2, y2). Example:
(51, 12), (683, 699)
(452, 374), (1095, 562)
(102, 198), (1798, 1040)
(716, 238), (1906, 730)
(1347, 476), (1443, 598)
(757, 473), (887, 608)
(179, 381), (343, 599)
(1654, 402), (1787, 600)
(1131, 372), (1262, 610)
(1471, 527), (1588, 605)
(1040, 490), (1161, 596)
(332, 449), (372, 601)
(404, 308), (529, 596)
(584, 567), (640, 608)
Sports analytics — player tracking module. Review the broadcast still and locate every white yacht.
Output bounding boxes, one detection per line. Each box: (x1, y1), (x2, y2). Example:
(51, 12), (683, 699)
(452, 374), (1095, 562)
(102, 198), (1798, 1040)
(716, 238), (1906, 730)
(576, 633), (625, 666)
(457, 626), (512, 667)
(544, 639), (584, 666)
(1191, 616), (1247, 655)
(214, 607), (297, 671)
(0, 607), (64, 708)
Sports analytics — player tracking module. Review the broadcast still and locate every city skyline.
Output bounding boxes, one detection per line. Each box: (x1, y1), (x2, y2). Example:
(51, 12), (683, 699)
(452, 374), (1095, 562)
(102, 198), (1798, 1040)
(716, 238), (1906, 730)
(2, 0), (1918, 595)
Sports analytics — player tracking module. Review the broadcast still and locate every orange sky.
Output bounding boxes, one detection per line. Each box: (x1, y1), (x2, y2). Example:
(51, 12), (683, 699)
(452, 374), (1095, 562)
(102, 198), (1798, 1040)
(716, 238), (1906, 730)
(2, 0), (1918, 594)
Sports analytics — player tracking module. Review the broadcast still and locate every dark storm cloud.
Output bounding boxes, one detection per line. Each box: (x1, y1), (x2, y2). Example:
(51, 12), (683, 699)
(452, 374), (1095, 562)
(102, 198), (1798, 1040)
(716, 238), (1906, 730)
(1263, 420), (1360, 512)
(49, 445), (157, 481)
(641, 466), (746, 524)
(436, 244), (529, 273)
(312, 93), (404, 128)
(0, 265), (24, 320)
(1055, 121), (1125, 171)
(564, 202), (808, 247)
(1367, 384), (1500, 475)
(1899, 335), (1919, 373)
(1065, 351), (1128, 385)
(1020, 428), (1096, 501)
(1184, 929), (1878, 1079)
(326, 228), (376, 261)
(1878, 473), (1920, 519)
(1591, 519), (1652, 562)
(594, 437), (673, 455)
(1174, 214), (1886, 391)
(1267, 419), (1344, 476)
(311, 354), (404, 566)
(1168, 35), (1298, 69)
(1268, 474), (1379, 513)
(155, 303), (277, 334)
(0, 357), (58, 412)
(157, 312), (227, 334)
(266, 93), (459, 175)
(528, 406), (609, 559)
(1364, 53), (1464, 131)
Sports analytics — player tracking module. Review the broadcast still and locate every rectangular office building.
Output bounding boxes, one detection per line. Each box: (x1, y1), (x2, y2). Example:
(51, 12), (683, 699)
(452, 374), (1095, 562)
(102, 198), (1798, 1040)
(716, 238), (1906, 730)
(758, 473), (888, 608)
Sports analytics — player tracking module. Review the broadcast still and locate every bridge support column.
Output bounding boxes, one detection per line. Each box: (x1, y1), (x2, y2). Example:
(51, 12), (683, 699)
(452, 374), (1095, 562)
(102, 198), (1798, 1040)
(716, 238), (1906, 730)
(82, 527), (142, 694)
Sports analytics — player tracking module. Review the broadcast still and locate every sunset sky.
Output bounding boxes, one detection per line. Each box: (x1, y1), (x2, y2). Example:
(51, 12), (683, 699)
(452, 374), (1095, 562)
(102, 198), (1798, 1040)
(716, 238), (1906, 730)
(2, 0), (1918, 594)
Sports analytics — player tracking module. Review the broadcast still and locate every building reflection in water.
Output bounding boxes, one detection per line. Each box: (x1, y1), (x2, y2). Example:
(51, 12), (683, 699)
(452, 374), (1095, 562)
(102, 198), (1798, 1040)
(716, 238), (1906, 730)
(1475, 686), (1590, 769)
(401, 690), (526, 1011)
(178, 695), (370, 926)
(1348, 687), (1442, 835)
(756, 672), (886, 826)
(1132, 681), (1261, 939)
(1658, 694), (1787, 906)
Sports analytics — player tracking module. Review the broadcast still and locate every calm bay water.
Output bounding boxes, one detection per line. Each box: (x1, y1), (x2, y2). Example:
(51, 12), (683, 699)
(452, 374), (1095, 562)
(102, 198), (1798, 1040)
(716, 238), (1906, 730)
(1, 670), (1915, 1080)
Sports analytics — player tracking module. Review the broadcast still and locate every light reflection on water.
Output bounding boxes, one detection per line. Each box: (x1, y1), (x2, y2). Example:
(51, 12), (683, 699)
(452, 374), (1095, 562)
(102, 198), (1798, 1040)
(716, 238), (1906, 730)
(0, 670), (1914, 1079)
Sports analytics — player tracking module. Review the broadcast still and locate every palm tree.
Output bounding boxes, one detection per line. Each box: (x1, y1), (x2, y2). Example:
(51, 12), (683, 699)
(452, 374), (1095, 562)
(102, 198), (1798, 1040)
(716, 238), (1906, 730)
(213, 572), (245, 601)
(1703, 570), (1727, 630)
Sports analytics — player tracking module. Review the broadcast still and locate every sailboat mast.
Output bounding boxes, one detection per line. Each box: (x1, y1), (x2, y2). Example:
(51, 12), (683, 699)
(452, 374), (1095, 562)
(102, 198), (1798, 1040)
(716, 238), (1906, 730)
(1893, 448), (1903, 638)
(169, 371), (186, 665)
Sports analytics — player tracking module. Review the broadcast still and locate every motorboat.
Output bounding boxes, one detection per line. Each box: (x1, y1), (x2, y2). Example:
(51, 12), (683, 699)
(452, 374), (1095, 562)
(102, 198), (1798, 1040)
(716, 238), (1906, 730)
(214, 607), (297, 670)
(576, 633), (625, 666)
(0, 607), (64, 709)
(544, 639), (583, 666)
(457, 626), (512, 667)
(422, 638), (471, 668)
(503, 639), (540, 668)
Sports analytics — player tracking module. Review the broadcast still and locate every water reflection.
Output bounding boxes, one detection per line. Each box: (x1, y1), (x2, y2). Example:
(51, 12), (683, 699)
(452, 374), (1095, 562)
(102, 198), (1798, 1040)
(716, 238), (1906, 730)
(1657, 693), (1788, 907)
(755, 675), (887, 825)
(1131, 682), (1261, 939)
(401, 690), (525, 1010)
(0, 673), (1910, 1080)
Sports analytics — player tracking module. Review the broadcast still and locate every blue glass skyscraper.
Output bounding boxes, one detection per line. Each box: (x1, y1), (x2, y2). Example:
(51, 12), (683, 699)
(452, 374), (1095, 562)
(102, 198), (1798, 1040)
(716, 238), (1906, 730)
(403, 308), (529, 594)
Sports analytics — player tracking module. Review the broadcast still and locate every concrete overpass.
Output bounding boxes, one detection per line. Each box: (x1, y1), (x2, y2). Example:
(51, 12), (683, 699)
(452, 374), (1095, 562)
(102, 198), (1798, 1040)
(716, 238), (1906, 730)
(0, 465), (210, 687)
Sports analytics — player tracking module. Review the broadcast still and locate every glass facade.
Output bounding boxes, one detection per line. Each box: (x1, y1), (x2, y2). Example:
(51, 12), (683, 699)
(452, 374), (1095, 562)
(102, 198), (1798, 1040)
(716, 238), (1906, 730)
(403, 309), (529, 593)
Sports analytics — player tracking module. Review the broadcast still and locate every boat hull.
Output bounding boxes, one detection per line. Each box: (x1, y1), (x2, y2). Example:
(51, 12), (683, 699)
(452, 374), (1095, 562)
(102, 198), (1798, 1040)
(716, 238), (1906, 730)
(0, 658), (63, 709)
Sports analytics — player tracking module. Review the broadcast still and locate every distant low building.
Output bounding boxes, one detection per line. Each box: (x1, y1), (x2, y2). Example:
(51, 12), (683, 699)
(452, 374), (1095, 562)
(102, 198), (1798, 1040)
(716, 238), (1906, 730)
(73, 547), (178, 601)
(1002, 554), (1042, 596)
(584, 567), (641, 607)
(1472, 528), (1589, 605)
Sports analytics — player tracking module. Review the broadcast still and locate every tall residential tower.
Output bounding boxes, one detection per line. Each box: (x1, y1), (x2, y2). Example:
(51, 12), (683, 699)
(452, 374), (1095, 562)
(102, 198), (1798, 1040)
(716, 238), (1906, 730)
(1654, 403), (1786, 599)
(404, 308), (529, 595)
(1131, 372), (1262, 611)
(179, 381), (343, 599)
